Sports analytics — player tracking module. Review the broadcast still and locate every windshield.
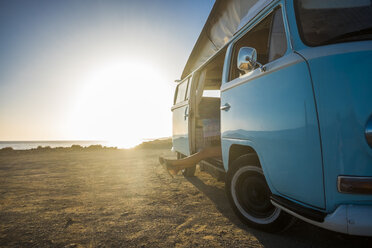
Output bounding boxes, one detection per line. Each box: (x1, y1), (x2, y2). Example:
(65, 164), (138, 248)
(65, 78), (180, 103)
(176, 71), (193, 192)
(295, 0), (372, 46)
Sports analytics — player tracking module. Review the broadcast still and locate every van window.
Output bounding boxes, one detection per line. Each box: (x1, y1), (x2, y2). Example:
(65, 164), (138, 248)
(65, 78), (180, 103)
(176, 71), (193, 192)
(174, 79), (188, 104)
(295, 0), (372, 46)
(268, 9), (287, 61)
(229, 7), (287, 81)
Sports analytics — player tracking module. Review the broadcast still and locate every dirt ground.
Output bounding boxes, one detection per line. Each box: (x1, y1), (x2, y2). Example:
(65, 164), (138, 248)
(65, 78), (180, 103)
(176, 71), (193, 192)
(0, 148), (371, 248)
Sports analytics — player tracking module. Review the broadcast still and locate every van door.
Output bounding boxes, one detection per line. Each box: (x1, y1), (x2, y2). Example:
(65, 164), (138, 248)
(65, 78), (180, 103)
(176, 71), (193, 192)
(172, 77), (192, 156)
(221, 7), (325, 208)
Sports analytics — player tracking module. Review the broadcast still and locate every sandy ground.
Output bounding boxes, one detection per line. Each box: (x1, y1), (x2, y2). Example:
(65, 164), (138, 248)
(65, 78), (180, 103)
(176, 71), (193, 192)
(0, 148), (371, 248)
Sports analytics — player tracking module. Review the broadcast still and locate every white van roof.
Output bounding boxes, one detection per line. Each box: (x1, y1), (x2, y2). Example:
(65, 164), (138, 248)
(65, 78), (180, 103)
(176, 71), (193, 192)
(181, 0), (273, 79)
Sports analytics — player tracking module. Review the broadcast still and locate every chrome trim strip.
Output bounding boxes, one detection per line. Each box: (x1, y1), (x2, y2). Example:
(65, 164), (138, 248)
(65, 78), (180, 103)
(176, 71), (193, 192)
(272, 201), (349, 235)
(271, 195), (325, 222)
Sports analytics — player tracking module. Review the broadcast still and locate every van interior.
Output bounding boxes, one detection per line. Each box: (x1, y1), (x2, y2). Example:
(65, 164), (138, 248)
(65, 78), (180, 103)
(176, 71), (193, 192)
(193, 49), (226, 170)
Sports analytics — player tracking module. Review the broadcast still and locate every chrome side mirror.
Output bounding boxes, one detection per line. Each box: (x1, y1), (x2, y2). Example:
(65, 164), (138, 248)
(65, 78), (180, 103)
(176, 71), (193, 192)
(237, 47), (265, 73)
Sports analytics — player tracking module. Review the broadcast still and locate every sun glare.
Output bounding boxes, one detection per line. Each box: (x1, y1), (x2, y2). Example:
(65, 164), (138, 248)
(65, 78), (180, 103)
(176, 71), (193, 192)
(68, 59), (172, 148)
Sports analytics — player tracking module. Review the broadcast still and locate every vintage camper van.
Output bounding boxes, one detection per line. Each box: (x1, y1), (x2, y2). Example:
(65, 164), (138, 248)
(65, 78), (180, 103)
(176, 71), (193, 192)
(171, 0), (372, 235)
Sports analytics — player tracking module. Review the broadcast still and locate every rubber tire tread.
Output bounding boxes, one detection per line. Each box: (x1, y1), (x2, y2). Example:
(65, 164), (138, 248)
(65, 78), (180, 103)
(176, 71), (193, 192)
(225, 154), (295, 233)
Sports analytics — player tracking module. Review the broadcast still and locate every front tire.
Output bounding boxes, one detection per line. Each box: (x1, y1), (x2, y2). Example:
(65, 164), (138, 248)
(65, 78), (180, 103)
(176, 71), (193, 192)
(225, 154), (294, 232)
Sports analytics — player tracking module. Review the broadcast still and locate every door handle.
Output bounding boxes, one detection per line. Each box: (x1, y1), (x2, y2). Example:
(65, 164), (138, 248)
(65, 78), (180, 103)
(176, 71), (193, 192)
(184, 107), (189, 120)
(220, 103), (231, 111)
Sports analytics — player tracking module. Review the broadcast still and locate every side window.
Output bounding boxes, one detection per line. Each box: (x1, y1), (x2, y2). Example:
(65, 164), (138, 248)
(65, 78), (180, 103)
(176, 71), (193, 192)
(268, 9), (287, 62)
(229, 7), (287, 81)
(174, 79), (188, 104)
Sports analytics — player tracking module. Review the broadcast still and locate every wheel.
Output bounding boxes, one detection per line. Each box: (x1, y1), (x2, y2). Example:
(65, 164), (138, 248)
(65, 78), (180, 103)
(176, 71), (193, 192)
(177, 152), (196, 177)
(225, 154), (295, 232)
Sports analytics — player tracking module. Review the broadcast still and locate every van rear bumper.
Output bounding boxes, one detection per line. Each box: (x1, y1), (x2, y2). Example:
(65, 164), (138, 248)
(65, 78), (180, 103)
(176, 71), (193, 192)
(272, 202), (372, 236)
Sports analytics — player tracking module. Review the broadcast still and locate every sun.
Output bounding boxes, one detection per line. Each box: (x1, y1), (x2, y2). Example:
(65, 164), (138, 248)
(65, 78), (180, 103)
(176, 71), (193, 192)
(68, 59), (172, 148)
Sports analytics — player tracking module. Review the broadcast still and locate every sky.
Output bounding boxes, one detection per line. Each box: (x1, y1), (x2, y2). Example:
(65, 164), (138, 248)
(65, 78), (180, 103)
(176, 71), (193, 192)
(0, 0), (214, 147)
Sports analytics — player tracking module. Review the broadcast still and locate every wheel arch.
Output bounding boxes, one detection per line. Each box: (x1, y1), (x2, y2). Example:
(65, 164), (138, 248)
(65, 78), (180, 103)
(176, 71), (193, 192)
(227, 143), (278, 195)
(228, 144), (260, 169)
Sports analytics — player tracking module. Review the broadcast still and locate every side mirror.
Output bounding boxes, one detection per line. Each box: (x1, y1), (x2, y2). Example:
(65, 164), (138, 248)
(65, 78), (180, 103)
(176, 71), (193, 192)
(237, 47), (265, 73)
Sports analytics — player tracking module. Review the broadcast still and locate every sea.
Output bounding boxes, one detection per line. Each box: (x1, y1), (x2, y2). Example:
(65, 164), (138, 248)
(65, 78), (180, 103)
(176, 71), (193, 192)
(0, 141), (113, 150)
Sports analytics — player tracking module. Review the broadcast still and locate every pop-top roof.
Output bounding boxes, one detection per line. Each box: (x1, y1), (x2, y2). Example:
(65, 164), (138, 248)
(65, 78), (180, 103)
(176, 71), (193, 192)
(181, 0), (273, 79)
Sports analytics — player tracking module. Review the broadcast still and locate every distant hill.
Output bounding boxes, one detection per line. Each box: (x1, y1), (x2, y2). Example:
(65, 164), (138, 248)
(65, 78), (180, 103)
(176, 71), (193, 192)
(0, 138), (173, 154)
(0, 144), (118, 154)
(134, 138), (172, 150)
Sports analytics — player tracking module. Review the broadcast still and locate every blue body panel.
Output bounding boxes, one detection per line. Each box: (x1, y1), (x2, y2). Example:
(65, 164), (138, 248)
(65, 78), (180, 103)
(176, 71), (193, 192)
(221, 53), (325, 209)
(298, 42), (372, 212)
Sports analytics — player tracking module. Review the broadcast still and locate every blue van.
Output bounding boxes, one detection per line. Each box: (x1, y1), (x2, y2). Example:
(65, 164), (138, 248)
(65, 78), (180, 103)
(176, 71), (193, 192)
(171, 0), (372, 235)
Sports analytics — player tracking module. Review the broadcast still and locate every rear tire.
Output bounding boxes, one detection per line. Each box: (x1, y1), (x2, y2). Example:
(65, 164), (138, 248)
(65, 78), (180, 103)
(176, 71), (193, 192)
(177, 152), (196, 177)
(225, 154), (294, 232)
